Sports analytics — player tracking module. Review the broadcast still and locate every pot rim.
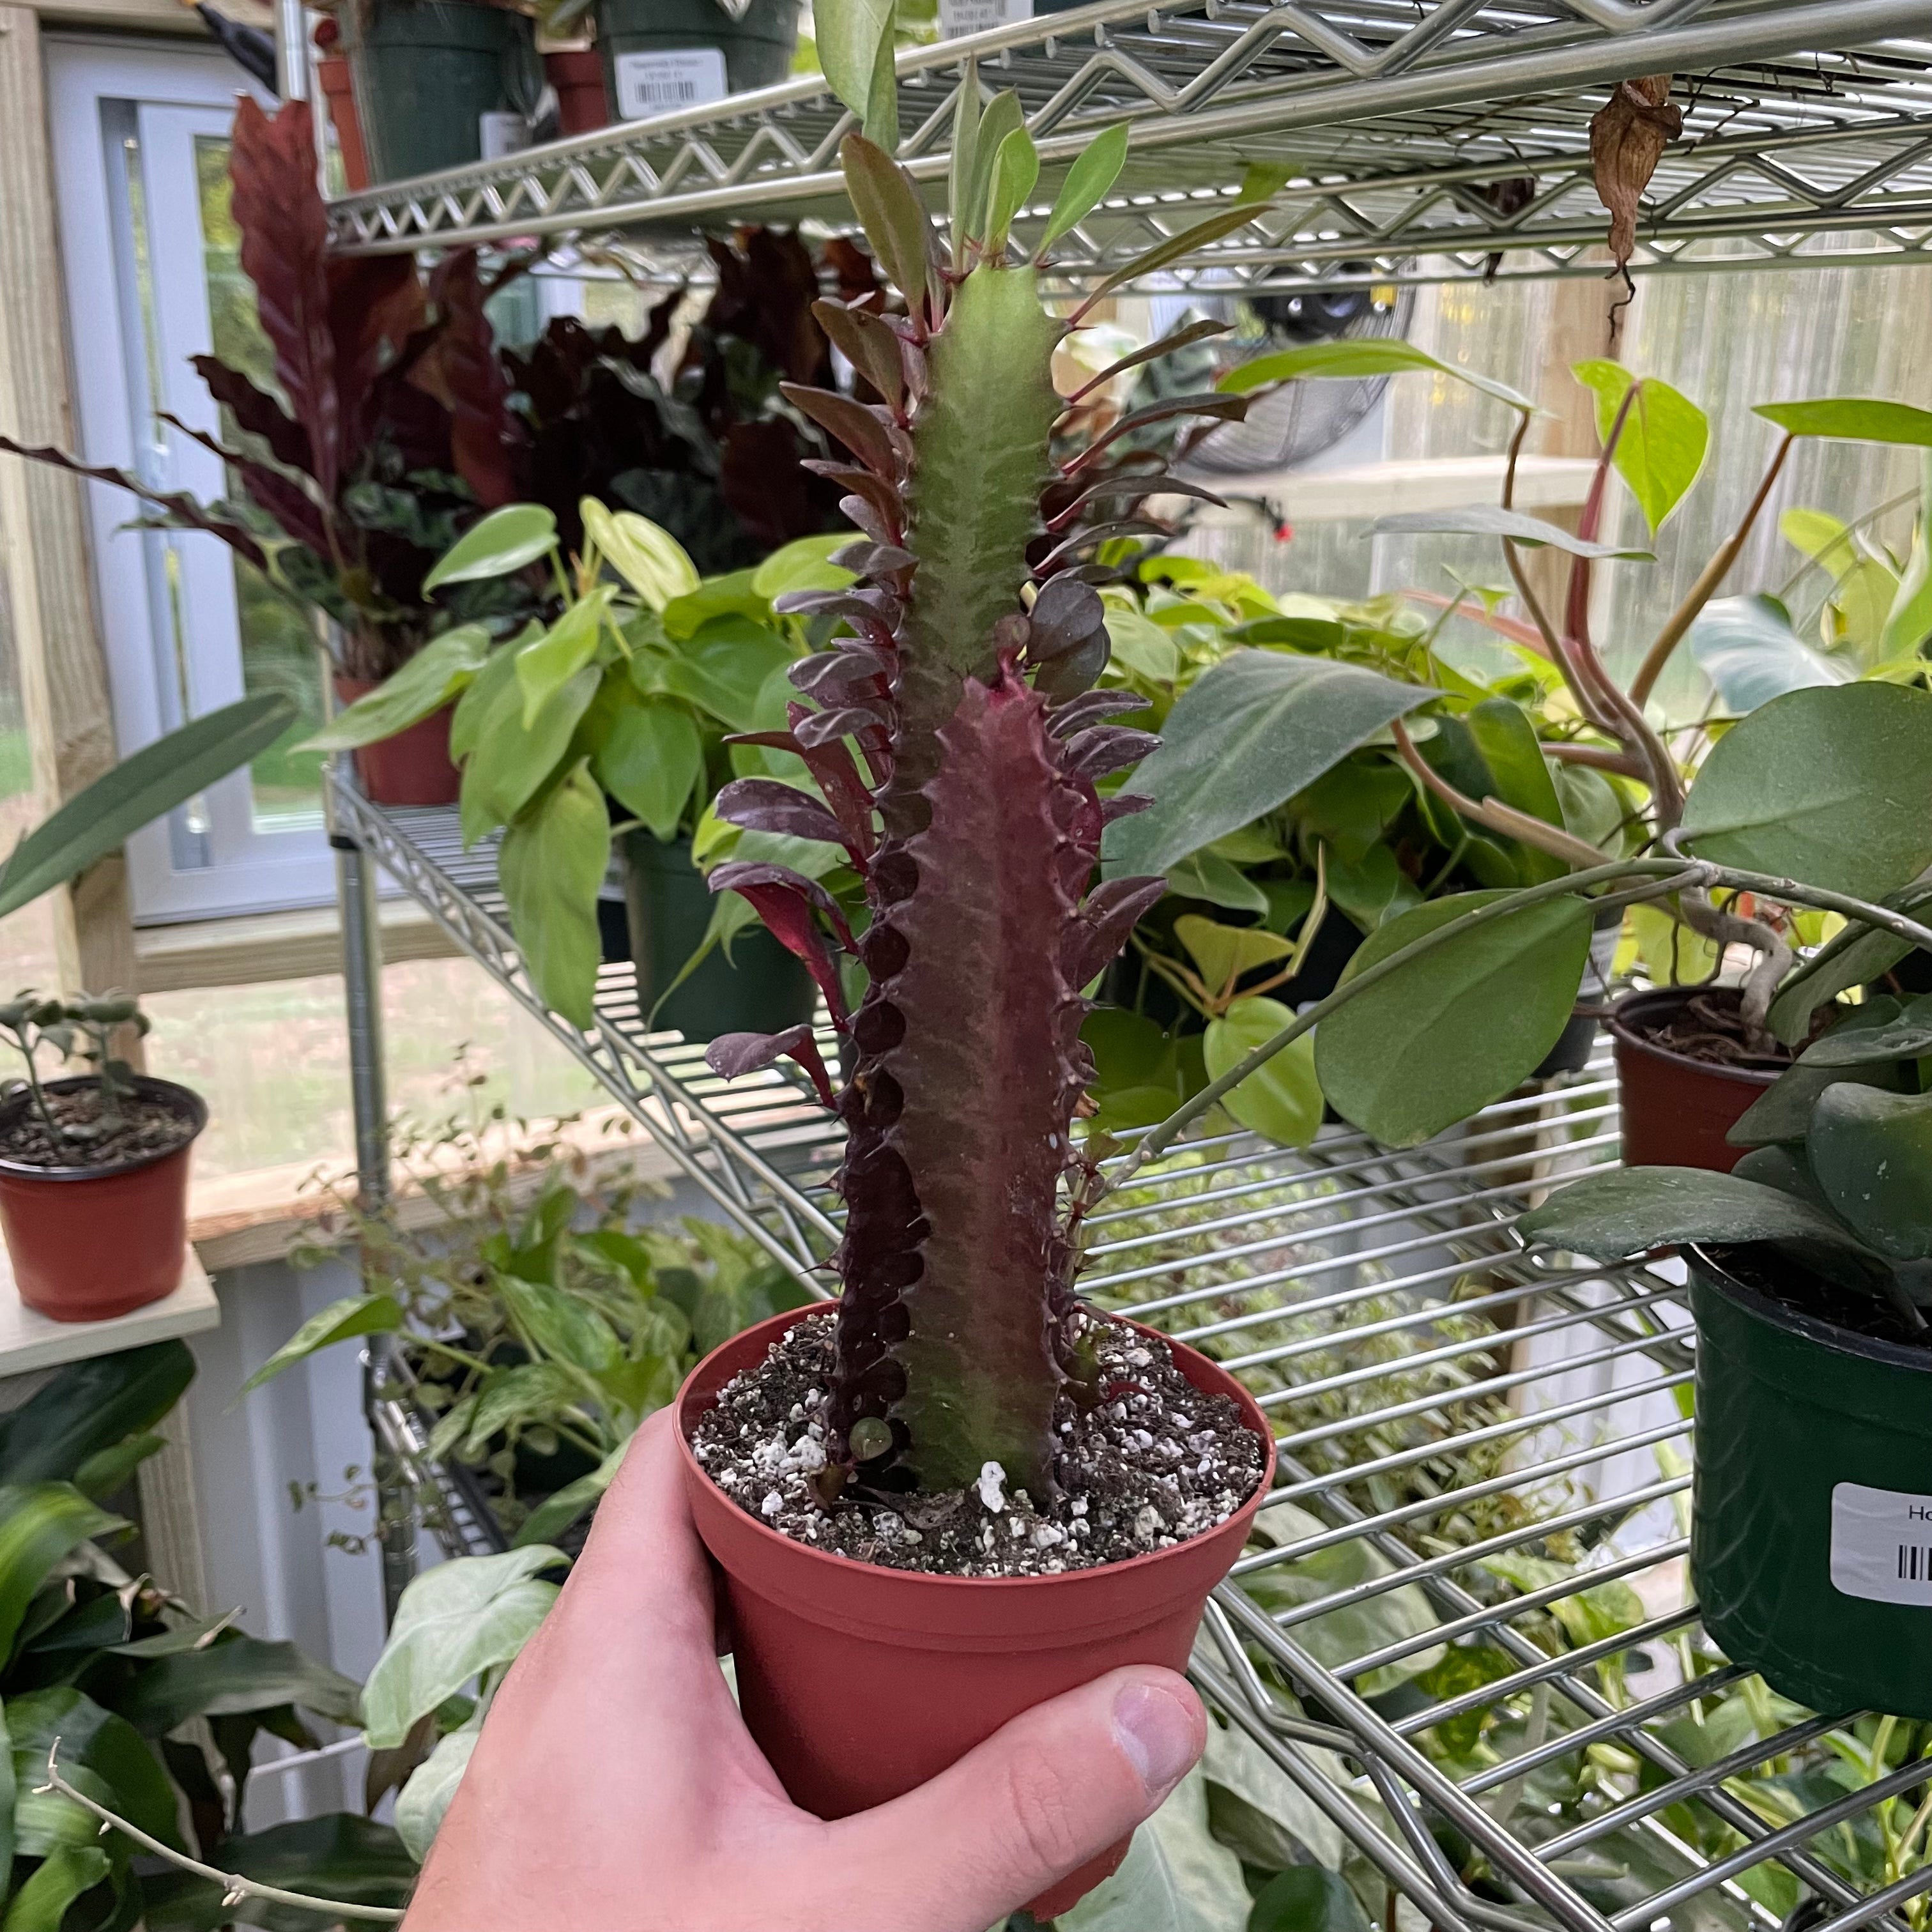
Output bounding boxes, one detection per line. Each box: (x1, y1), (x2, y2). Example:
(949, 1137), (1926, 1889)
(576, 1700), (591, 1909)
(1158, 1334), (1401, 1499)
(1607, 986), (1782, 1089)
(0, 1074), (207, 1184)
(1689, 1243), (1932, 1377)
(675, 1305), (1276, 1595)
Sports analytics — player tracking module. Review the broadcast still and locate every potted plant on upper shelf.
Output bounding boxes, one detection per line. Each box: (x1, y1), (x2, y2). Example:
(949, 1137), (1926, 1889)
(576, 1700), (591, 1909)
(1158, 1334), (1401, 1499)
(1517, 983), (1932, 1720)
(0, 693), (295, 1321)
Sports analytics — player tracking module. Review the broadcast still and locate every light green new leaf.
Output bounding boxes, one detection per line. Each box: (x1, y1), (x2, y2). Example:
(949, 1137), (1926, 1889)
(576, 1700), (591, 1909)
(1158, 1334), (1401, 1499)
(1808, 1085), (1932, 1262)
(362, 1549), (564, 1749)
(1572, 361), (1709, 534)
(1, 1844), (111, 1932)
(0, 1485), (124, 1658)
(1680, 684), (1932, 900)
(499, 1275), (620, 1374)
(1105, 649), (1432, 876)
(498, 760), (610, 1029)
(1205, 997), (1322, 1148)
(1165, 850), (1268, 914)
(595, 700), (703, 841)
(1174, 915), (1292, 992)
(1081, 204), (1259, 310)
(1372, 503), (1652, 560)
(0, 694), (295, 922)
(983, 125), (1039, 257)
(956, 88), (1022, 257)
(422, 503), (556, 592)
(303, 626), (491, 752)
(394, 1717), (482, 1864)
(1689, 595), (1848, 715)
(1466, 696), (1568, 884)
(1219, 339), (1535, 416)
(657, 617), (797, 734)
(1315, 891), (1594, 1147)
(581, 499), (699, 611)
(516, 586), (614, 726)
(750, 533), (855, 603)
(1105, 606), (1180, 682)
(458, 662), (600, 845)
(820, 0), (897, 149)
(243, 1293), (403, 1392)
(512, 1441), (628, 1549)
(1037, 122), (1128, 256)
(1518, 1165), (1873, 1262)
(1755, 397), (1932, 448)
(946, 68), (982, 261)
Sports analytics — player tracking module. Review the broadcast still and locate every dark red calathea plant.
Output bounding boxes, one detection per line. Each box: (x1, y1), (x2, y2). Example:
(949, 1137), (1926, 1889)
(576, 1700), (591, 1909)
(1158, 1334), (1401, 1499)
(699, 95), (1264, 1496)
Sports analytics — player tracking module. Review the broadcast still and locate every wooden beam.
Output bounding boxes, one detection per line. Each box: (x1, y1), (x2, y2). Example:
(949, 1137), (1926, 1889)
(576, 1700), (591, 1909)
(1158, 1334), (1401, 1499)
(137, 898), (463, 995)
(0, 6), (142, 1034)
(22, 0), (274, 34)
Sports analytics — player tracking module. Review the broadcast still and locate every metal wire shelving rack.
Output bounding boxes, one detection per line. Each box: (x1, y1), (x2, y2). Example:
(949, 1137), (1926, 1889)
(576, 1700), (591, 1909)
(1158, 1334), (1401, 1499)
(318, 10), (1932, 1924)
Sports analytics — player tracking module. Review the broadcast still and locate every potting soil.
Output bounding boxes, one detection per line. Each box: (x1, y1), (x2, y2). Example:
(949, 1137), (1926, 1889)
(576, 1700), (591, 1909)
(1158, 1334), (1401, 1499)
(0, 1087), (195, 1170)
(690, 1312), (1265, 1575)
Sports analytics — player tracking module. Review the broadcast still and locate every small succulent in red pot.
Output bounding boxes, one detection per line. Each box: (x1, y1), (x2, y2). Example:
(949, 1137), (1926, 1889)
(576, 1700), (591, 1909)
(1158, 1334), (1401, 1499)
(0, 993), (204, 1323)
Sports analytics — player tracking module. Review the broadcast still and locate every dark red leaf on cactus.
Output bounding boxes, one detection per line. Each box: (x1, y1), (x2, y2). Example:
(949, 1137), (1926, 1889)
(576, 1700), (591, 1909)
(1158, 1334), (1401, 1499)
(707, 1025), (837, 1109)
(811, 299), (906, 413)
(714, 778), (856, 855)
(802, 460), (905, 533)
(832, 540), (917, 577)
(792, 707), (882, 749)
(790, 646), (892, 696)
(1065, 392), (1252, 474)
(1052, 472), (1229, 525)
(785, 705), (878, 860)
(779, 385), (898, 482)
(1034, 519), (1167, 577)
(1100, 791), (1153, 824)
(190, 355), (312, 475)
(1063, 724), (1160, 782)
(1027, 577), (1107, 658)
(707, 862), (855, 1024)
(1047, 689), (1152, 737)
(839, 493), (894, 547)
(228, 98), (340, 500)
(1063, 318), (1231, 394)
(1068, 876), (1168, 988)
(421, 254), (516, 509)
(1031, 630), (1111, 703)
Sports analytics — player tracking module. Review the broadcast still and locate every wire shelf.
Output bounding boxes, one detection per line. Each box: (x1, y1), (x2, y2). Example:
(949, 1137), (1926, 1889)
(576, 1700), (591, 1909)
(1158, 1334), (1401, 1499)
(325, 0), (1932, 290)
(339, 781), (1919, 1932)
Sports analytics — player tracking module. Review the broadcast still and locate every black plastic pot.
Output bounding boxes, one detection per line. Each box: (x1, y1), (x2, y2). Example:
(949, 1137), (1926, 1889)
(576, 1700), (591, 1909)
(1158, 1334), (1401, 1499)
(1690, 1247), (1932, 1718)
(1530, 905), (1625, 1079)
(621, 829), (816, 1043)
(597, 0), (798, 118)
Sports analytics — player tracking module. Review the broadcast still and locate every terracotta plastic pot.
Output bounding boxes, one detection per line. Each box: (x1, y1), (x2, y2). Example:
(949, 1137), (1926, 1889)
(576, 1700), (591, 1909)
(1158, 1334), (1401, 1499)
(0, 1077), (205, 1322)
(678, 1307), (1275, 1919)
(545, 50), (610, 134)
(315, 29), (372, 191)
(334, 677), (462, 808)
(1608, 988), (1779, 1172)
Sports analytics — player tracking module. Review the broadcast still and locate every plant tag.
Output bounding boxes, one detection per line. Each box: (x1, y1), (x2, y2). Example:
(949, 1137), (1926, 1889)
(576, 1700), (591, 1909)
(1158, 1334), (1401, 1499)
(939, 0), (1032, 36)
(1829, 1482), (1932, 1607)
(478, 111), (530, 161)
(612, 49), (729, 119)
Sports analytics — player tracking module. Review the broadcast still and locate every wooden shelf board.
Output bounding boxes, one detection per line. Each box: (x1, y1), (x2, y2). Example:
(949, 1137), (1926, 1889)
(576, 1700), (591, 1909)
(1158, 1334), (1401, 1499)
(0, 1246), (217, 1379)
(136, 898), (461, 995)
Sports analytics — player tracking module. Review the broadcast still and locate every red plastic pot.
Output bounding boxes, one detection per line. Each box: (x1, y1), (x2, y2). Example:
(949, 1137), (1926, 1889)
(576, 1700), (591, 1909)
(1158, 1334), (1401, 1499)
(0, 1077), (205, 1322)
(333, 677), (462, 807)
(1609, 987), (1779, 1172)
(314, 26), (372, 193)
(545, 50), (610, 134)
(677, 1307), (1275, 1920)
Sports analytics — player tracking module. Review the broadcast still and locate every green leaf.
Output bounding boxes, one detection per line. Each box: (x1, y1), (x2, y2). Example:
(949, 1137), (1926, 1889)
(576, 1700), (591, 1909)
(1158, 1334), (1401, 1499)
(0, 1341), (192, 1487)
(393, 1716), (480, 1863)
(302, 626), (491, 753)
(957, 89), (1023, 257)
(1205, 997), (1321, 1148)
(1037, 123), (1129, 256)
(1466, 696), (1568, 884)
(1680, 684), (1932, 900)
(362, 1550), (564, 1750)
(1729, 1054), (1905, 1151)
(946, 70), (981, 262)
(1218, 339), (1535, 416)
(983, 125), (1040, 257)
(0, 1486), (124, 1659)
(1105, 650), (1432, 876)
(1249, 1866), (1373, 1932)
(1801, 993), (1932, 1068)
(580, 500), (697, 611)
(140, 1814), (416, 1931)
(594, 700), (702, 842)
(1517, 1165), (1874, 1262)
(422, 503), (556, 592)
(1754, 397), (1932, 447)
(1572, 362), (1710, 534)
(243, 1294), (403, 1393)
(0, 694), (295, 922)
(841, 135), (926, 310)
(1164, 850), (1267, 915)
(1080, 203), (1259, 310)
(6, 1686), (182, 1852)
(498, 1275), (620, 1374)
(1689, 595), (1848, 714)
(1056, 1767), (1251, 1932)
(1372, 503), (1653, 560)
(1173, 915), (1292, 992)
(1808, 1085), (1932, 1262)
(113, 1633), (363, 1734)
(1103, 607), (1179, 682)
(656, 617), (796, 734)
(822, 1), (896, 150)
(1880, 454), (1932, 662)
(510, 1441), (627, 1549)
(1, 1844), (111, 1932)
(442, 1363), (584, 1461)
(498, 760), (610, 1030)
(448, 634), (521, 764)
(1767, 885), (1932, 1045)
(749, 533), (855, 604)
(1315, 891), (1594, 1147)
(516, 588), (613, 726)
(457, 663), (601, 845)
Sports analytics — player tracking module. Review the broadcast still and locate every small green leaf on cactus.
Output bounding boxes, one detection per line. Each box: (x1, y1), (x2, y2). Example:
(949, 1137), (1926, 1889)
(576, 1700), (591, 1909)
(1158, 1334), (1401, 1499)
(840, 134), (928, 314)
(983, 126), (1040, 259)
(1037, 123), (1128, 256)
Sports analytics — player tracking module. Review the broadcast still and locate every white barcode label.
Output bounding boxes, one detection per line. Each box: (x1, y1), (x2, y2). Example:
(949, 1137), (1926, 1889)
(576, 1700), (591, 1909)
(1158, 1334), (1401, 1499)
(1830, 1482), (1932, 1606)
(478, 111), (530, 162)
(613, 49), (729, 119)
(940, 0), (1032, 36)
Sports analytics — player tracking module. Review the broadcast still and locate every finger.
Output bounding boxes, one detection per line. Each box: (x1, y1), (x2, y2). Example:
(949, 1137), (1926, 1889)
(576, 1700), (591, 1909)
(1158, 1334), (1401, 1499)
(822, 1665), (1205, 1931)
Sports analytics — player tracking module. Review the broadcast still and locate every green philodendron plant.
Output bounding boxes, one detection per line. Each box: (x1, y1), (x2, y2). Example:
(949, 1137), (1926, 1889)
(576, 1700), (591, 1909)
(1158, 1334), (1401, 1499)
(1518, 988), (1932, 1333)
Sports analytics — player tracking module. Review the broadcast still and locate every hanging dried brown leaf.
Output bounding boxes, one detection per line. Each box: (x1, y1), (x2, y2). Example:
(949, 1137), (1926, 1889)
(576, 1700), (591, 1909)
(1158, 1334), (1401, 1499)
(1589, 75), (1682, 267)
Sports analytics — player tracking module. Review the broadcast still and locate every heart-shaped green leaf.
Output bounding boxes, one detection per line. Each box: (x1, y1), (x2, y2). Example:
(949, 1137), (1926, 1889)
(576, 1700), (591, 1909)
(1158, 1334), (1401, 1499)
(1808, 1084), (1932, 1262)
(1688, 595), (1848, 716)
(423, 503), (556, 592)
(1174, 916), (1294, 993)
(1204, 997), (1321, 1147)
(1572, 362), (1709, 534)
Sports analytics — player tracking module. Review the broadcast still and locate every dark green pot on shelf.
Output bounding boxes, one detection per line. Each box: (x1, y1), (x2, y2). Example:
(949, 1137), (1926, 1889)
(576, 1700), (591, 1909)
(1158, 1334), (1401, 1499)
(621, 830), (816, 1044)
(1690, 1249), (1932, 1718)
(596, 0), (799, 118)
(342, 0), (534, 183)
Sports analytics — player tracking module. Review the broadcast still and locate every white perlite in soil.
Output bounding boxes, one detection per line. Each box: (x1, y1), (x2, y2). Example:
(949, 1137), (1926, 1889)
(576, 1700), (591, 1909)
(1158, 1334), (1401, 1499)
(690, 1312), (1264, 1577)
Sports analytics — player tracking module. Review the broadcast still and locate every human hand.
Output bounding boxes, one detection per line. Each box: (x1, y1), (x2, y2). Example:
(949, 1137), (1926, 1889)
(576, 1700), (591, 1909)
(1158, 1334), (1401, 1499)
(403, 1407), (1206, 1932)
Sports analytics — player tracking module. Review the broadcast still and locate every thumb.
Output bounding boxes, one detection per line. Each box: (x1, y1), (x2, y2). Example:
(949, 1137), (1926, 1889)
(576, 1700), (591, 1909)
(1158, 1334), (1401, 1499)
(824, 1666), (1204, 1931)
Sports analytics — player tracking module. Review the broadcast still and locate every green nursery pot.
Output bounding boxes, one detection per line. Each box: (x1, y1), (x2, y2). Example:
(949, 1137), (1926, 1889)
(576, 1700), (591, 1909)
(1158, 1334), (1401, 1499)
(342, 0), (533, 183)
(621, 829), (816, 1044)
(1690, 1249), (1932, 1718)
(596, 0), (799, 118)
